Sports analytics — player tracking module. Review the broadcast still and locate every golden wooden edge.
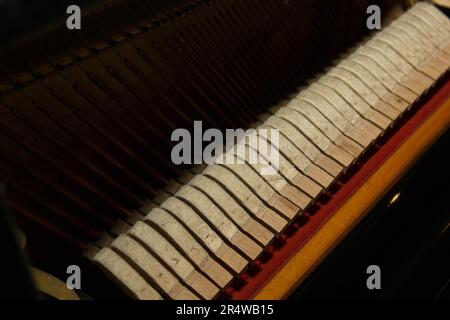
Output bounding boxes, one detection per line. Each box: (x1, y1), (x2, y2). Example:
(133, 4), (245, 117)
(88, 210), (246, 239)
(254, 95), (450, 300)
(31, 267), (80, 300)
(433, 0), (450, 9)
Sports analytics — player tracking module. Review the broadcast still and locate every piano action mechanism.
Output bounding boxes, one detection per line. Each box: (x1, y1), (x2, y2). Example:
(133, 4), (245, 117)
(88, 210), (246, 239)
(0, 0), (449, 299)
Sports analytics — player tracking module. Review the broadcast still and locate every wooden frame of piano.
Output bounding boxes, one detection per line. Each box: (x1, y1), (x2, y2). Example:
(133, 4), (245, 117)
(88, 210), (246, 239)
(229, 76), (450, 300)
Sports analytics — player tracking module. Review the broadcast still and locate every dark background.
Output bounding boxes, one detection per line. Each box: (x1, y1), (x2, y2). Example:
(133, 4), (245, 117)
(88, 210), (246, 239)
(0, 0), (92, 45)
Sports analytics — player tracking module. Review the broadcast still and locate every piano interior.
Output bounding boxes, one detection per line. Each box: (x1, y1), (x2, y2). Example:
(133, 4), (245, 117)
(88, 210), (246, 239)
(0, 0), (449, 300)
